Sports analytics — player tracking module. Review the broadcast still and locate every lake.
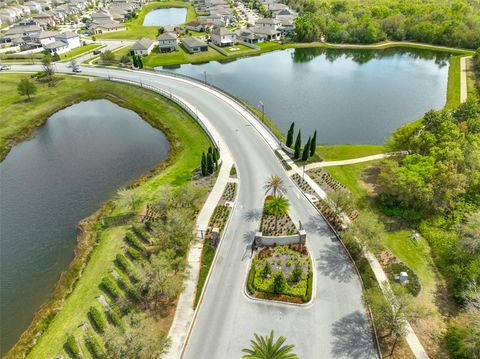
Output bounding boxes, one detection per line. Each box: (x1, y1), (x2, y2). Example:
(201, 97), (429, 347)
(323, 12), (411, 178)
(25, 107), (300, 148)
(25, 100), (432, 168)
(0, 100), (170, 355)
(163, 47), (451, 144)
(143, 7), (187, 26)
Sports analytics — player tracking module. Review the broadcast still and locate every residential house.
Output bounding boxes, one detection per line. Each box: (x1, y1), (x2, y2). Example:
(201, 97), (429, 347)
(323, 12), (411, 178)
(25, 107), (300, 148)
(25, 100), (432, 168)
(24, 1), (43, 13)
(129, 37), (155, 56)
(235, 28), (264, 44)
(157, 32), (178, 52)
(185, 20), (212, 32)
(88, 19), (126, 34)
(182, 36), (208, 53)
(30, 30), (59, 45)
(253, 17), (281, 40)
(44, 40), (69, 53)
(210, 26), (236, 47)
(56, 31), (81, 49)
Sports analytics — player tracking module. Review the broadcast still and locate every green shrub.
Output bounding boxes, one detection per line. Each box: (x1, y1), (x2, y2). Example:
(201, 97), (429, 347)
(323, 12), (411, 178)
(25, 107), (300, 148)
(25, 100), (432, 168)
(84, 329), (105, 359)
(303, 271), (313, 302)
(132, 225), (151, 244)
(88, 306), (106, 333)
(127, 246), (143, 261)
(247, 264), (256, 294)
(65, 334), (80, 358)
(101, 276), (119, 299)
(115, 254), (130, 272)
(124, 232), (145, 252)
(107, 307), (123, 328)
(273, 272), (286, 294)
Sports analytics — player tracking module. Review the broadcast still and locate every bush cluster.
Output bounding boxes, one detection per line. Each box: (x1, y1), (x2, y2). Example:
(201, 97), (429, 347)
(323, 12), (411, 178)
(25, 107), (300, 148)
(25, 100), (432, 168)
(88, 306), (106, 333)
(115, 254), (130, 272)
(101, 276), (119, 299)
(124, 232), (145, 252)
(84, 329), (105, 359)
(127, 246), (144, 261)
(65, 335), (80, 358)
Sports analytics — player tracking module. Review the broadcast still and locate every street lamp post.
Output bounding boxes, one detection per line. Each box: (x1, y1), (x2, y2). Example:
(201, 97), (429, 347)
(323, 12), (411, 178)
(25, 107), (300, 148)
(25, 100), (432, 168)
(259, 100), (265, 122)
(204, 71), (207, 84)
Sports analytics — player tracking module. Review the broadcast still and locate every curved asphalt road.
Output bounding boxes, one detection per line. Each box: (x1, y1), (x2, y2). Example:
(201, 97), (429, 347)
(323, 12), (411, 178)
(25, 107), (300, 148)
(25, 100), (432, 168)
(8, 65), (377, 359)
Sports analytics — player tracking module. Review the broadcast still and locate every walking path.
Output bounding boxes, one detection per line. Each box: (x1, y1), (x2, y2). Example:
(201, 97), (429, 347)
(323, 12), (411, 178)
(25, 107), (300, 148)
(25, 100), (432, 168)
(305, 153), (389, 171)
(460, 56), (472, 103)
(278, 150), (430, 359)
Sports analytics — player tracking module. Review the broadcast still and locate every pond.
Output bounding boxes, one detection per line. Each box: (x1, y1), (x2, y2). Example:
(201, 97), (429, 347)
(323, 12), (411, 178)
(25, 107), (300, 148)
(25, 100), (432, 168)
(163, 47), (451, 144)
(143, 7), (187, 26)
(0, 100), (170, 355)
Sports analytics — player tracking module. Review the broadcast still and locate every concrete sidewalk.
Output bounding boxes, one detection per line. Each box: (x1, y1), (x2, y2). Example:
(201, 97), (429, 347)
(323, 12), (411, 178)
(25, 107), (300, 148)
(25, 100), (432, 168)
(305, 153), (388, 170)
(460, 56), (472, 103)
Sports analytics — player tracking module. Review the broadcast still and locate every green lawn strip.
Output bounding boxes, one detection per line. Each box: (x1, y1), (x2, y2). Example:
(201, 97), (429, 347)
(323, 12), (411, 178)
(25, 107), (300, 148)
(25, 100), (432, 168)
(323, 162), (371, 198)
(446, 56), (462, 109)
(466, 57), (478, 98)
(317, 144), (386, 161)
(1, 75), (210, 358)
(143, 46), (226, 68)
(194, 241), (215, 308)
(59, 44), (102, 62)
(95, 1), (197, 40)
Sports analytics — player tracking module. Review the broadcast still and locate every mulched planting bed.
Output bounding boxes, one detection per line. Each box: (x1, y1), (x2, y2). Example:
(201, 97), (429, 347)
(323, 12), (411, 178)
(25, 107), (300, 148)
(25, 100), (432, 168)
(222, 182), (237, 202)
(291, 173), (316, 195)
(248, 244), (313, 303)
(260, 196), (297, 236)
(306, 168), (347, 193)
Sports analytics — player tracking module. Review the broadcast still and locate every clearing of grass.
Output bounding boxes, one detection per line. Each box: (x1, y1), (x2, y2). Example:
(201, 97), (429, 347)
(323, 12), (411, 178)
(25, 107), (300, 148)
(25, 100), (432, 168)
(95, 1), (197, 40)
(1, 73), (211, 358)
(143, 45), (225, 68)
(316, 144), (386, 161)
(59, 43), (103, 62)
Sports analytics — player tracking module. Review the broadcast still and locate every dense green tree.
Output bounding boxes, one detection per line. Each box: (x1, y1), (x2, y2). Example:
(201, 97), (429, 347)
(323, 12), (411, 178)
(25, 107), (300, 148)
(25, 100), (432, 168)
(17, 78), (37, 100)
(293, 130), (301, 160)
(290, 262), (302, 283)
(242, 330), (299, 359)
(201, 152), (207, 176)
(132, 55), (138, 68)
(261, 261), (272, 278)
(286, 122), (295, 148)
(302, 137), (311, 161)
(273, 272), (286, 294)
(310, 130), (316, 156)
(207, 152), (214, 174)
(100, 50), (115, 64)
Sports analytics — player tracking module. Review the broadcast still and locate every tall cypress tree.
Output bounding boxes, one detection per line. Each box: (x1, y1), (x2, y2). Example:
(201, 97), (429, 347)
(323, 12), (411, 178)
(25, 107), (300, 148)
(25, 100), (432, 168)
(207, 152), (214, 174)
(286, 122), (295, 148)
(137, 56), (143, 69)
(132, 55), (138, 68)
(212, 148), (218, 169)
(201, 152), (207, 176)
(293, 130), (301, 160)
(310, 130), (317, 156)
(302, 137), (311, 161)
(214, 147), (220, 160)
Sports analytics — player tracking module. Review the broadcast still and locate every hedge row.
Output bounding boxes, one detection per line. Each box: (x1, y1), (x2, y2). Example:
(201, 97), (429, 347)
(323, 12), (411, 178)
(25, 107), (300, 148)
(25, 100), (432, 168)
(124, 232), (145, 252)
(101, 276), (119, 299)
(88, 306), (106, 333)
(247, 264), (256, 295)
(127, 246), (143, 261)
(106, 307), (123, 328)
(65, 335), (80, 358)
(84, 329), (105, 359)
(303, 271), (313, 302)
(115, 254), (130, 272)
(132, 225), (152, 244)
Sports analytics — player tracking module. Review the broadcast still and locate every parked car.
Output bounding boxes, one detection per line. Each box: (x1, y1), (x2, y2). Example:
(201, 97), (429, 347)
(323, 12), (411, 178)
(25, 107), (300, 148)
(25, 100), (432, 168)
(93, 50), (101, 55)
(72, 67), (82, 73)
(0, 65), (11, 70)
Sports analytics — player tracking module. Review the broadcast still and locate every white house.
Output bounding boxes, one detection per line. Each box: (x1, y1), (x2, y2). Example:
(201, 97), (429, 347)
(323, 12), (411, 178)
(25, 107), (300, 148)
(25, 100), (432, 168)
(55, 31), (81, 49)
(31, 30), (58, 46)
(157, 32), (178, 52)
(210, 26), (236, 47)
(44, 40), (69, 53)
(253, 18), (281, 41)
(129, 37), (155, 56)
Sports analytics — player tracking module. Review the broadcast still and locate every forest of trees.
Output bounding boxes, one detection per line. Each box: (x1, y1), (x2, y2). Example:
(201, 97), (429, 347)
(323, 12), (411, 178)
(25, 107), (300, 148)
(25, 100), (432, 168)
(378, 100), (480, 358)
(285, 0), (480, 49)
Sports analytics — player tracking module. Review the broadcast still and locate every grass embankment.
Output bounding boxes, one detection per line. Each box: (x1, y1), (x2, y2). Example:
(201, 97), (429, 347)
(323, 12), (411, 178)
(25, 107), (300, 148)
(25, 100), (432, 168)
(1, 74), (211, 358)
(95, 1), (197, 40)
(325, 162), (448, 357)
(59, 43), (102, 62)
(316, 145), (385, 161)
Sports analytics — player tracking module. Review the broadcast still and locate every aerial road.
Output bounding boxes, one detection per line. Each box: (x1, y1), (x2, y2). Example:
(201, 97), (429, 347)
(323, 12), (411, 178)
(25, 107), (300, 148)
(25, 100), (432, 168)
(8, 64), (377, 359)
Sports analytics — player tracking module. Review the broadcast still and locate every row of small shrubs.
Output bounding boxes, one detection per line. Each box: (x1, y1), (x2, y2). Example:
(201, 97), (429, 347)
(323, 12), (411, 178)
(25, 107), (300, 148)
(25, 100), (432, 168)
(65, 335), (80, 358)
(88, 306), (106, 333)
(115, 254), (130, 272)
(106, 306), (123, 328)
(116, 275), (141, 302)
(247, 264), (256, 294)
(303, 271), (313, 302)
(127, 246), (144, 261)
(101, 276), (120, 300)
(84, 329), (105, 359)
(132, 225), (152, 244)
(124, 232), (145, 252)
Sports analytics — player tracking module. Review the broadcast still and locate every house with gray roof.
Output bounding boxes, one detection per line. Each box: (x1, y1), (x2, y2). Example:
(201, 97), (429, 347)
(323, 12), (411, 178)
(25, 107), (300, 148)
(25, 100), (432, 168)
(158, 32), (178, 52)
(182, 36), (208, 53)
(129, 37), (155, 56)
(210, 26), (236, 47)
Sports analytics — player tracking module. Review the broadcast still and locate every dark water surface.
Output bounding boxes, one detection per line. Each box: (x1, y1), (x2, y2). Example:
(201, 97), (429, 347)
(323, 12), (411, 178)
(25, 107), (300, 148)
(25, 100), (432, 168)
(143, 7), (187, 26)
(0, 100), (169, 354)
(164, 47), (450, 144)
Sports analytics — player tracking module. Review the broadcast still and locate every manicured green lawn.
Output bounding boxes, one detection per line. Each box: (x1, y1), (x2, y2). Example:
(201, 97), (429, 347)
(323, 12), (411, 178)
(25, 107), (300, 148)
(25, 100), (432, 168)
(317, 144), (386, 161)
(95, 1), (196, 40)
(1, 74), (210, 358)
(324, 162), (375, 198)
(59, 44), (102, 61)
(224, 44), (252, 53)
(143, 46), (225, 67)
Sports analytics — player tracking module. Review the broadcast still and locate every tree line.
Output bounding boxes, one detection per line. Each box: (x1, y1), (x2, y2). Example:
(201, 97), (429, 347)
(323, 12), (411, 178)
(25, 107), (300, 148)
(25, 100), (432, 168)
(285, 122), (317, 161)
(377, 99), (480, 359)
(286, 0), (480, 49)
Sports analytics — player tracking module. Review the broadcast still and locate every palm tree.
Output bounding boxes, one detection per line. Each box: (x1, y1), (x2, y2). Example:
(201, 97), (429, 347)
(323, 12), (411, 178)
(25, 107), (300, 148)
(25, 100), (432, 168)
(264, 175), (286, 196)
(266, 195), (290, 231)
(242, 330), (299, 359)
